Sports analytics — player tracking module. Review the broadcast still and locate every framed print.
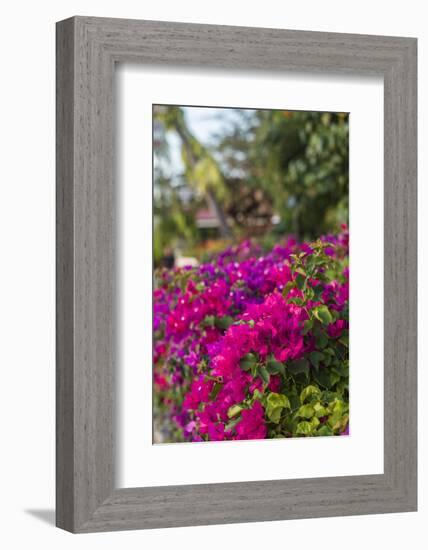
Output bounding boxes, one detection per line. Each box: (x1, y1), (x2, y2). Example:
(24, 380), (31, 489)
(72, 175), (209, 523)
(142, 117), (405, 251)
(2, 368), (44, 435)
(56, 16), (417, 532)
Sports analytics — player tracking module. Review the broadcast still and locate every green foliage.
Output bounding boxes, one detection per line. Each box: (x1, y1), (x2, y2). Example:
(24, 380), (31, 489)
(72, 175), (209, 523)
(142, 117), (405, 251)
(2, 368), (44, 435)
(261, 240), (349, 437)
(300, 385), (321, 404)
(266, 355), (286, 376)
(227, 404), (244, 418)
(246, 110), (349, 239)
(266, 393), (291, 424)
(313, 305), (333, 325)
(239, 353), (258, 371)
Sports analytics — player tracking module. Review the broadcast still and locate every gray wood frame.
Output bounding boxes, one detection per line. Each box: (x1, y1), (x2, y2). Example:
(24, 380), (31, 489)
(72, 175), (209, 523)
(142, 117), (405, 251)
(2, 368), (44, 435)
(56, 16), (417, 533)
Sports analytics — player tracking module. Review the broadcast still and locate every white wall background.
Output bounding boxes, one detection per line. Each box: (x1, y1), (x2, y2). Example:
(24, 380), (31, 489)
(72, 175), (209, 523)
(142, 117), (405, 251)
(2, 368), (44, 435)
(0, 1), (424, 548)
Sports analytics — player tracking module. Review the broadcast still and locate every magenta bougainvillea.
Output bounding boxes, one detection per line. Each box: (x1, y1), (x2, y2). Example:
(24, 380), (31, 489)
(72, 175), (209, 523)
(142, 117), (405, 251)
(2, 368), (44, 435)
(153, 227), (349, 443)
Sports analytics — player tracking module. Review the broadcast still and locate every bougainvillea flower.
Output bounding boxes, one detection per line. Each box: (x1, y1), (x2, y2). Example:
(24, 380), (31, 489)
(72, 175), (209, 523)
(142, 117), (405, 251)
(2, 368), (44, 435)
(153, 227), (349, 443)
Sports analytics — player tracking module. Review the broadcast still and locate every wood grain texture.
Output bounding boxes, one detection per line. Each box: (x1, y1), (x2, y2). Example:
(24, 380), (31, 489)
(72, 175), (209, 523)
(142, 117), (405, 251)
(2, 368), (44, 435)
(56, 18), (75, 532)
(56, 16), (417, 533)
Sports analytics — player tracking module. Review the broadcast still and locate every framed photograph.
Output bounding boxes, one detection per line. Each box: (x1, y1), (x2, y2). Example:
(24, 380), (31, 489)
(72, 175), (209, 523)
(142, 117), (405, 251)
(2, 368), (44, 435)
(56, 16), (417, 532)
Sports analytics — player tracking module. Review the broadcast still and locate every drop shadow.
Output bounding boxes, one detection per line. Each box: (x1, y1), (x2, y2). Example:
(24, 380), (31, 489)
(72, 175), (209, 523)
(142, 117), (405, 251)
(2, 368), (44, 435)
(25, 509), (55, 526)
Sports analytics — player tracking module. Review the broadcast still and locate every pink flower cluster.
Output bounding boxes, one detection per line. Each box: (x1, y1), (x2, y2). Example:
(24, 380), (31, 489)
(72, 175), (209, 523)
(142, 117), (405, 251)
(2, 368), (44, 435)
(153, 227), (349, 442)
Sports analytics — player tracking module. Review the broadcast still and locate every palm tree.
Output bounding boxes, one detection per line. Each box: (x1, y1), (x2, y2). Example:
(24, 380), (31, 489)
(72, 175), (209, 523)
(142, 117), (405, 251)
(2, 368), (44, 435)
(155, 106), (232, 238)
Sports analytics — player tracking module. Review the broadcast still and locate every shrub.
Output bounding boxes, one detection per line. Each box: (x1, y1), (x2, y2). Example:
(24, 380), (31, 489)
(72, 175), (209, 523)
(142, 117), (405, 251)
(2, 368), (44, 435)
(153, 226), (349, 442)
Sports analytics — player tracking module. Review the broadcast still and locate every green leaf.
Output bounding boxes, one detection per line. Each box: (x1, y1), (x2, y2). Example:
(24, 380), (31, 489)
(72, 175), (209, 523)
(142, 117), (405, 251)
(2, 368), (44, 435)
(300, 385), (321, 403)
(203, 315), (215, 327)
(304, 287), (315, 301)
(295, 273), (306, 290)
(313, 368), (339, 389)
(282, 280), (295, 297)
(294, 266), (306, 276)
(266, 356), (286, 376)
(339, 332), (349, 347)
(224, 416), (241, 433)
(215, 316), (234, 330)
(288, 358), (310, 376)
(288, 390), (300, 411)
(267, 407), (282, 424)
(315, 331), (329, 349)
(289, 297), (304, 306)
(332, 362), (348, 377)
(227, 404), (243, 418)
(239, 353), (257, 371)
(328, 399), (344, 415)
(258, 366), (270, 385)
(296, 404), (315, 419)
(330, 371), (341, 386)
(267, 392), (290, 409)
(310, 416), (320, 429)
(313, 305), (333, 325)
(309, 351), (324, 369)
(266, 392), (290, 424)
(323, 353), (332, 367)
(296, 421), (313, 435)
(321, 390), (340, 403)
(302, 319), (313, 335)
(209, 382), (223, 400)
(251, 362), (258, 378)
(252, 388), (264, 402)
(326, 400), (347, 430)
(312, 284), (324, 300)
(317, 425), (333, 436)
(313, 402), (328, 417)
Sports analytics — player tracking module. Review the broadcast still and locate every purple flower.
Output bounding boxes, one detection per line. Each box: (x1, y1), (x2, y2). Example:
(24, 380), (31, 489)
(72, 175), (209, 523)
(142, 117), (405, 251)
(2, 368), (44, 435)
(327, 319), (348, 339)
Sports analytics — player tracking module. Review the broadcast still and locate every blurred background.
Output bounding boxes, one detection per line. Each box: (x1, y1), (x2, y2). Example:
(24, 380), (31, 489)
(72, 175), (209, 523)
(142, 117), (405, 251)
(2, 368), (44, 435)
(153, 105), (349, 268)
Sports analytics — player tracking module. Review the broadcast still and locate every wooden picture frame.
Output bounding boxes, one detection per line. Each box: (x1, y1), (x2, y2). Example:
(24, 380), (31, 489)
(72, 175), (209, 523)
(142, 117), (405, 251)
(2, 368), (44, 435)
(56, 16), (417, 533)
